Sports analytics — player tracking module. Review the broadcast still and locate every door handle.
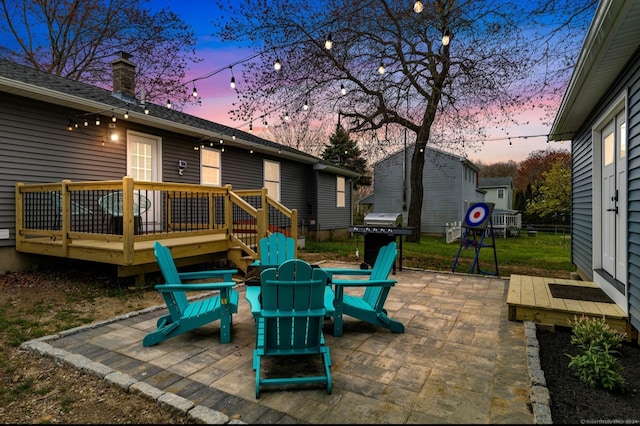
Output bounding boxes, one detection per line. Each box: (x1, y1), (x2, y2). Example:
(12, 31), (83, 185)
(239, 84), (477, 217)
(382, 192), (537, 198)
(607, 207), (618, 213)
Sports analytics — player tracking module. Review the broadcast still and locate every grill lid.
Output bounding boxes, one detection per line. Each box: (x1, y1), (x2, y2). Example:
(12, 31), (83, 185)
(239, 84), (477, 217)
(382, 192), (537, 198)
(364, 212), (402, 227)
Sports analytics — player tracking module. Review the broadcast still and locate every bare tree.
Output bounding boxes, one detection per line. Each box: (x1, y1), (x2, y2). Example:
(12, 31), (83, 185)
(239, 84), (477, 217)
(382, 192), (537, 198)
(0, 0), (201, 105)
(214, 0), (596, 242)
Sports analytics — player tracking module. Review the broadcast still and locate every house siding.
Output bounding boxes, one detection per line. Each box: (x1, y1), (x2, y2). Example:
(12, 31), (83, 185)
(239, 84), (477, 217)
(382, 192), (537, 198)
(372, 150), (406, 217)
(315, 171), (352, 231)
(569, 51), (640, 330)
(627, 63), (640, 331)
(374, 145), (479, 233)
(0, 94), (127, 247)
(571, 131), (593, 280)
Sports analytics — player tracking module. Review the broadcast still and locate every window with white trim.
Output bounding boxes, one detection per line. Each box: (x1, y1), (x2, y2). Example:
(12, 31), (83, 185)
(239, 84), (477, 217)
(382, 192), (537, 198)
(264, 160), (280, 201)
(336, 176), (345, 207)
(201, 148), (221, 186)
(497, 188), (504, 199)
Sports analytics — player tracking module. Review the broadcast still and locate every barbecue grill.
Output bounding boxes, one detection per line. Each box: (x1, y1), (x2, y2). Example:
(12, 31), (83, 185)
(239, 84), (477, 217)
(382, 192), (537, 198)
(363, 212), (403, 227)
(350, 213), (415, 271)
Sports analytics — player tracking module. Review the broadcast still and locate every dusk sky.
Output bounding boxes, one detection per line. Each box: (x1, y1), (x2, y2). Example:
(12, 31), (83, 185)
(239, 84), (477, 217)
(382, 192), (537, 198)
(151, 0), (575, 165)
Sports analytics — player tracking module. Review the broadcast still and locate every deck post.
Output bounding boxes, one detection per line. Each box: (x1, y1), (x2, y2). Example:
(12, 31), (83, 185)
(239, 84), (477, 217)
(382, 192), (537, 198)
(61, 180), (71, 254)
(122, 177), (135, 264)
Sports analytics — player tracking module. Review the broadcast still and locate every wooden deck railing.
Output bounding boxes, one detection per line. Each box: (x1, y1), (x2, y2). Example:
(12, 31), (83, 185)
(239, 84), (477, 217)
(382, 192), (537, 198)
(16, 177), (297, 267)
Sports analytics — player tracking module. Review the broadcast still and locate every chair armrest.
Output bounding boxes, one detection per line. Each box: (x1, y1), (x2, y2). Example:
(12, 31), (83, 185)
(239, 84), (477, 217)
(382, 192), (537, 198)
(245, 286), (262, 316)
(321, 268), (372, 279)
(178, 269), (238, 282)
(155, 282), (236, 292)
(324, 286), (336, 316)
(331, 279), (396, 288)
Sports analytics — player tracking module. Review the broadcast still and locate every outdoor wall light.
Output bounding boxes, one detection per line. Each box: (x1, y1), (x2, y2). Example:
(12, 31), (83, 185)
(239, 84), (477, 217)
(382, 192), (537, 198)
(108, 123), (119, 142)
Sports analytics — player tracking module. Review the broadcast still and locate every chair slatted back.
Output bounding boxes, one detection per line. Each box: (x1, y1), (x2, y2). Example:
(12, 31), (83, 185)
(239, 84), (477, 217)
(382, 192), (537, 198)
(259, 232), (295, 267)
(260, 259), (328, 352)
(362, 241), (397, 308)
(154, 241), (189, 317)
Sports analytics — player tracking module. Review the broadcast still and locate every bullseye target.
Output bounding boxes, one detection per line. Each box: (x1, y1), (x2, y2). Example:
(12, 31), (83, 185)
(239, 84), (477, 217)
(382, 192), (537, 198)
(463, 202), (492, 229)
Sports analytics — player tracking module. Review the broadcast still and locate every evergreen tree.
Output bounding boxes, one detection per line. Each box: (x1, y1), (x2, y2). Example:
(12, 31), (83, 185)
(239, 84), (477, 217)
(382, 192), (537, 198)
(322, 125), (371, 191)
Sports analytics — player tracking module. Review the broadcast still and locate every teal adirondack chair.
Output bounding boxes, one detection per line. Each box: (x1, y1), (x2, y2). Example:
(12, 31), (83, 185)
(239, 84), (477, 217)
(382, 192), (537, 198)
(143, 241), (239, 347)
(254, 232), (296, 270)
(323, 241), (404, 337)
(246, 259), (333, 398)
(246, 232), (298, 319)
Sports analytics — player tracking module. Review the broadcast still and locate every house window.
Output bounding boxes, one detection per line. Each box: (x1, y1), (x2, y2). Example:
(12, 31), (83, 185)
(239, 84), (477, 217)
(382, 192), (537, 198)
(264, 160), (280, 201)
(201, 148), (221, 186)
(337, 176), (345, 207)
(497, 189), (505, 199)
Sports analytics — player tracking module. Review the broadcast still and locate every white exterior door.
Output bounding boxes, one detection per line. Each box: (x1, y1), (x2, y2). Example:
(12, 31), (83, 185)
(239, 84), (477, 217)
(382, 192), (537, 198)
(600, 110), (627, 283)
(127, 131), (162, 231)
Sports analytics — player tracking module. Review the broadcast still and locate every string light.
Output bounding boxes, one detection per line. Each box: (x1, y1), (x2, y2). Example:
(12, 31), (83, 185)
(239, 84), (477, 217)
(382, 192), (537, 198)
(59, 4), (467, 139)
(442, 29), (451, 46)
(325, 33), (333, 50)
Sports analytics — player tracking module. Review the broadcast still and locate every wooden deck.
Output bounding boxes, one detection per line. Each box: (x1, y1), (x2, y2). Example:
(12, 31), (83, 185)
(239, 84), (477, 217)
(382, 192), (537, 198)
(507, 274), (632, 338)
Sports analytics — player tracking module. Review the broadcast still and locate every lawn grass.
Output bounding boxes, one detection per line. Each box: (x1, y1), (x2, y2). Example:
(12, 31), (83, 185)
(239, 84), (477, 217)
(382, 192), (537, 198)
(299, 230), (574, 278)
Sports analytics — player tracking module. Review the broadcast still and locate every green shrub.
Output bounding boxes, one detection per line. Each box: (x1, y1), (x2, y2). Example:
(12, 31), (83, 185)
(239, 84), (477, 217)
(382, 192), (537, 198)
(565, 315), (627, 392)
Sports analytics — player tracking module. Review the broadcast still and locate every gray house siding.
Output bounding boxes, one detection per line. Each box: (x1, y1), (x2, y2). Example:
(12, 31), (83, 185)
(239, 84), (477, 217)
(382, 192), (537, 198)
(374, 145), (480, 233)
(571, 131), (594, 281)
(314, 171), (352, 231)
(372, 150), (405, 216)
(0, 94), (127, 247)
(567, 48), (640, 329)
(627, 65), (640, 332)
(0, 92), (338, 250)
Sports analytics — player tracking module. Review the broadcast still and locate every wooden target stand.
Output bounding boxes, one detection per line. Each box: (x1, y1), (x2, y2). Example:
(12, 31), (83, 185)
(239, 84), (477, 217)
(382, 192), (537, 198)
(451, 202), (499, 276)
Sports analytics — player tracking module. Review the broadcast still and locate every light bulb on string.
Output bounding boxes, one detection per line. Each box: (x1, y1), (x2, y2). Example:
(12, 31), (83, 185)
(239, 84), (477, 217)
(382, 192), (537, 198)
(192, 84), (198, 97)
(413, 1), (423, 13)
(341, 83), (346, 96)
(284, 111), (290, 121)
(442, 29), (451, 46)
(378, 63), (386, 75)
(111, 113), (116, 123)
(325, 33), (333, 50)
(166, 99), (172, 109)
(274, 58), (281, 71)
(95, 114), (100, 126)
(124, 109), (129, 119)
(230, 76), (236, 89)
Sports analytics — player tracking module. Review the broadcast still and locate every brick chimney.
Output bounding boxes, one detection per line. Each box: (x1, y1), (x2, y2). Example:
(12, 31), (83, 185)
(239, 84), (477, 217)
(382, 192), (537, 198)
(111, 51), (136, 102)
